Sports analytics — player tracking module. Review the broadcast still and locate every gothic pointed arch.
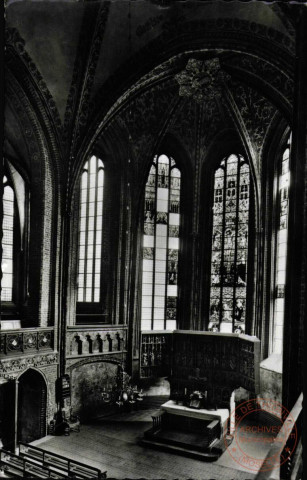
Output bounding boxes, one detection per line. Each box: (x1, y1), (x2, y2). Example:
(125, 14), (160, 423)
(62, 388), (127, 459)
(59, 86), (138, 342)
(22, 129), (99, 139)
(4, 68), (61, 327)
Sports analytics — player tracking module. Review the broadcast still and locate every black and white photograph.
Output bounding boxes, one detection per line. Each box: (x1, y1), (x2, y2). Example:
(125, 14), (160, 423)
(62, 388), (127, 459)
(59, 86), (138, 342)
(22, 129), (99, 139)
(1, 1), (306, 479)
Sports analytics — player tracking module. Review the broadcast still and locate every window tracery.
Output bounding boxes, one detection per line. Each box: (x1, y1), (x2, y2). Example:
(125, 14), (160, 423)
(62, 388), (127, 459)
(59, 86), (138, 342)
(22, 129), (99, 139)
(77, 156), (104, 305)
(209, 154), (250, 334)
(1, 161), (27, 311)
(2, 177), (14, 302)
(141, 155), (181, 331)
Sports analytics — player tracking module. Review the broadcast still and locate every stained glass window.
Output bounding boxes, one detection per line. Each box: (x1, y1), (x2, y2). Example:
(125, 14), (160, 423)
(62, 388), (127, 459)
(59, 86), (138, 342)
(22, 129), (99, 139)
(208, 154), (250, 334)
(1, 176), (14, 302)
(272, 135), (291, 354)
(77, 156), (104, 303)
(141, 155), (181, 331)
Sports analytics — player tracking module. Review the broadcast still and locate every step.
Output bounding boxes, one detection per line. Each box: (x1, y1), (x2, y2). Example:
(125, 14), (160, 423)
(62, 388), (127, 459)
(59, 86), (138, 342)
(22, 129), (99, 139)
(145, 428), (218, 451)
(139, 438), (220, 462)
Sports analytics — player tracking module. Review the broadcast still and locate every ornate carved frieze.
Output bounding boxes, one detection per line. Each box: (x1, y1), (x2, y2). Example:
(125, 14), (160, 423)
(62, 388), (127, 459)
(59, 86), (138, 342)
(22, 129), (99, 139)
(0, 353), (58, 375)
(0, 329), (54, 355)
(175, 58), (231, 104)
(66, 327), (128, 357)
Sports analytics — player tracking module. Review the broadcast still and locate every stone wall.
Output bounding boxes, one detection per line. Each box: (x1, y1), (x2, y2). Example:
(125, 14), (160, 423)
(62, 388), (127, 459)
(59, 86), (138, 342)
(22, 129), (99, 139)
(258, 354), (282, 417)
(69, 360), (119, 420)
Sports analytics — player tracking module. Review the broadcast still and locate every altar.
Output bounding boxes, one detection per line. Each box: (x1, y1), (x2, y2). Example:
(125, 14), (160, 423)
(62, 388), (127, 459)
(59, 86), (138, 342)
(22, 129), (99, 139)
(161, 400), (229, 437)
(141, 400), (230, 461)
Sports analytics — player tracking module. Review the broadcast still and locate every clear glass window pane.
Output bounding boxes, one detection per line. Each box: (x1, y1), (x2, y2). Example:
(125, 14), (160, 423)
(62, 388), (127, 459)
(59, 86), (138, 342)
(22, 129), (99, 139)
(153, 320), (164, 330)
(87, 245), (94, 259)
(154, 308), (164, 320)
(273, 136), (291, 353)
(95, 259), (101, 274)
(142, 284), (153, 296)
(88, 202), (95, 217)
(168, 237), (179, 249)
(167, 285), (177, 297)
(155, 260), (167, 273)
(86, 259), (93, 274)
(157, 199), (168, 212)
(78, 157), (104, 303)
(142, 271), (153, 284)
(155, 272), (166, 284)
(142, 308), (152, 320)
(88, 231), (94, 245)
(169, 213), (180, 226)
(96, 229), (102, 246)
(141, 320), (151, 331)
(156, 236), (167, 248)
(143, 235), (154, 248)
(142, 296), (152, 308)
(154, 296), (165, 309)
(156, 249), (167, 261)
(156, 224), (167, 237)
(166, 320), (177, 330)
(142, 259), (153, 272)
(89, 189), (96, 203)
(96, 201), (103, 216)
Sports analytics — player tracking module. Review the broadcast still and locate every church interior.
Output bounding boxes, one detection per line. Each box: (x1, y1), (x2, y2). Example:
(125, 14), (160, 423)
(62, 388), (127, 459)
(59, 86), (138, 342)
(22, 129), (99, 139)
(1, 1), (306, 479)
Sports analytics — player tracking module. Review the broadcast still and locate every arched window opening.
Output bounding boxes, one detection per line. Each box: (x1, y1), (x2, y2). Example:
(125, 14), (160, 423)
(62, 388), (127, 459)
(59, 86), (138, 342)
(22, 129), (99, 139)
(272, 134), (291, 355)
(2, 179), (14, 302)
(77, 156), (104, 306)
(141, 154), (181, 331)
(1, 160), (27, 315)
(208, 154), (250, 334)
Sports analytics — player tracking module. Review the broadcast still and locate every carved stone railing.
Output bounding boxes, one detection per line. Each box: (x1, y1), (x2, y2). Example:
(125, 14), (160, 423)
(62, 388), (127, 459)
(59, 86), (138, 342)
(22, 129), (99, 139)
(0, 328), (54, 356)
(66, 325), (128, 357)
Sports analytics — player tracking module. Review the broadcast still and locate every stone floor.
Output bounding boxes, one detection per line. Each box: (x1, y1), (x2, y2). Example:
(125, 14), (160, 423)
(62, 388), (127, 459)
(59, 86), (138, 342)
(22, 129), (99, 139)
(33, 408), (276, 480)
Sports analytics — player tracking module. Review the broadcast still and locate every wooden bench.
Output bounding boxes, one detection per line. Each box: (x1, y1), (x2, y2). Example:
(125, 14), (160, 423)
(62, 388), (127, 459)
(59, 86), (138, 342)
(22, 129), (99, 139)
(19, 442), (107, 479)
(0, 448), (68, 479)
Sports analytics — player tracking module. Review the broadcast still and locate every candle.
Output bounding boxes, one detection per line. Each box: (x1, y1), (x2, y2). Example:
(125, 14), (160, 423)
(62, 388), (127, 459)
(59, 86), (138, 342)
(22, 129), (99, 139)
(184, 388), (187, 395)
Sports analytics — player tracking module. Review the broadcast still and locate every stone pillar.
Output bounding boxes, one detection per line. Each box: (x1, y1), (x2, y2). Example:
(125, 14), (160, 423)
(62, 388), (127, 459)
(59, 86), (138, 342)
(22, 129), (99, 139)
(14, 379), (18, 453)
(282, 9), (307, 411)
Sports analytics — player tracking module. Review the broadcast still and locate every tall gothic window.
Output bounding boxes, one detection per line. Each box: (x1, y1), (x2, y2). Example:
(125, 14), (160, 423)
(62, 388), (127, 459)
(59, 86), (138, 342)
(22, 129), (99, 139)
(2, 176), (15, 302)
(208, 154), (250, 334)
(1, 160), (27, 311)
(272, 135), (291, 354)
(141, 154), (181, 331)
(77, 156), (104, 307)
